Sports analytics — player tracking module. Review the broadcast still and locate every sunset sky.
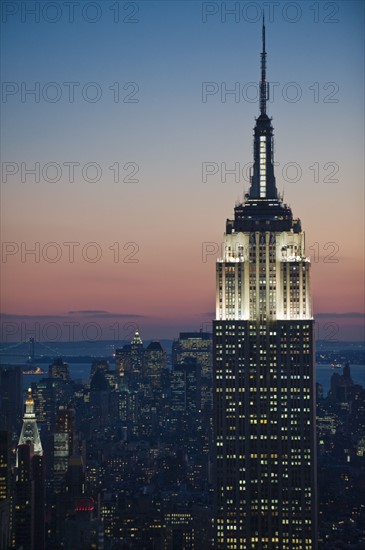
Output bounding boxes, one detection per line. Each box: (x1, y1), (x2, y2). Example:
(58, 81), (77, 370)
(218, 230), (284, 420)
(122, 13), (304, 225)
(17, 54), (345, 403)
(1, 0), (364, 341)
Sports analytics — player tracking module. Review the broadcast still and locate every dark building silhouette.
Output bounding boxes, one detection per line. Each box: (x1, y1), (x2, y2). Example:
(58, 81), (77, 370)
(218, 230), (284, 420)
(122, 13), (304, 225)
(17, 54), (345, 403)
(90, 368), (111, 428)
(330, 362), (358, 403)
(32, 453), (45, 550)
(111, 384), (139, 441)
(49, 357), (70, 381)
(115, 344), (131, 380)
(115, 331), (144, 388)
(172, 332), (212, 378)
(144, 341), (167, 390)
(90, 358), (110, 378)
(171, 358), (201, 420)
(15, 443), (34, 550)
(173, 331), (213, 414)
(0, 364), (23, 436)
(0, 431), (11, 550)
(213, 20), (317, 549)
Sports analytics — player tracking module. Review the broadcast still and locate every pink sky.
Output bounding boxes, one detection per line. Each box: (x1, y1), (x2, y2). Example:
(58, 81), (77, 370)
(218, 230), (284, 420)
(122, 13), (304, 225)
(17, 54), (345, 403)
(1, 2), (364, 342)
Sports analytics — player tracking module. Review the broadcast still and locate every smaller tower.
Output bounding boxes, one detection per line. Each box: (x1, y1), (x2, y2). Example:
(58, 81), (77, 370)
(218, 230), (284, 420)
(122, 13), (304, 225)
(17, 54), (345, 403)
(15, 390), (46, 550)
(130, 330), (144, 375)
(18, 388), (43, 459)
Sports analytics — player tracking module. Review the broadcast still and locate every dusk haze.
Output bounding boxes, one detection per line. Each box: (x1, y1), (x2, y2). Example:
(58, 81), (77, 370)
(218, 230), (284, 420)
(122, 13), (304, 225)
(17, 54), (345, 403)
(1, 1), (364, 341)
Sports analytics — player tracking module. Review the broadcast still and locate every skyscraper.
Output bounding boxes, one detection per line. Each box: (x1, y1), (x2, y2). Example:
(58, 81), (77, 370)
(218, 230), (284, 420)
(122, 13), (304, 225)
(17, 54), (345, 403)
(0, 431), (11, 550)
(18, 388), (43, 459)
(14, 443), (34, 550)
(0, 364), (23, 436)
(131, 329), (144, 376)
(15, 388), (46, 550)
(144, 341), (167, 389)
(49, 357), (70, 381)
(213, 21), (317, 550)
(172, 332), (212, 379)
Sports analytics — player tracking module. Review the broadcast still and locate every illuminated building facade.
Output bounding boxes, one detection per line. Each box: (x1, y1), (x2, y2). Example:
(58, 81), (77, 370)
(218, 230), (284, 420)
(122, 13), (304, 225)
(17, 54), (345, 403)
(15, 389), (45, 549)
(18, 388), (43, 459)
(213, 20), (317, 550)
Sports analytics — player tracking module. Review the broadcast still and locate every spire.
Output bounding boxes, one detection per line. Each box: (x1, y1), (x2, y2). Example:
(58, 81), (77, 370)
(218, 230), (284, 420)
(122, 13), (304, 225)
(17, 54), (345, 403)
(260, 14), (267, 115)
(226, 16), (302, 239)
(244, 19), (279, 202)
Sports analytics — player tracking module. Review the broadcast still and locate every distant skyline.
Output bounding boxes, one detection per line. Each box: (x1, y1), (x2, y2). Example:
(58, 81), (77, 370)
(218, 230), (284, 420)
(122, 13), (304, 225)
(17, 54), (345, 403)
(1, 1), (364, 341)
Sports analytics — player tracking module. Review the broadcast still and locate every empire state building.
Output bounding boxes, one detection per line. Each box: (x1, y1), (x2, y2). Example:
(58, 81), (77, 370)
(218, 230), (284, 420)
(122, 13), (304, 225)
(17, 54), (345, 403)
(213, 21), (317, 550)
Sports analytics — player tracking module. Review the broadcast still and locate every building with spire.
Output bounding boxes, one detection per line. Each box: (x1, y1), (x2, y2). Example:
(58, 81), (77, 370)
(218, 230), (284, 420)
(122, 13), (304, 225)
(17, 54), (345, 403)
(18, 387), (43, 459)
(213, 20), (317, 550)
(131, 329), (144, 375)
(15, 388), (45, 550)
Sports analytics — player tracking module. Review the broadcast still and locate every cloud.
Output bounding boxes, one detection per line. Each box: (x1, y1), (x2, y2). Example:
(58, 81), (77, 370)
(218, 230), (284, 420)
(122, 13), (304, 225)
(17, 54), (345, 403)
(67, 310), (146, 318)
(1, 311), (147, 320)
(1, 313), (67, 320)
(68, 310), (110, 315)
